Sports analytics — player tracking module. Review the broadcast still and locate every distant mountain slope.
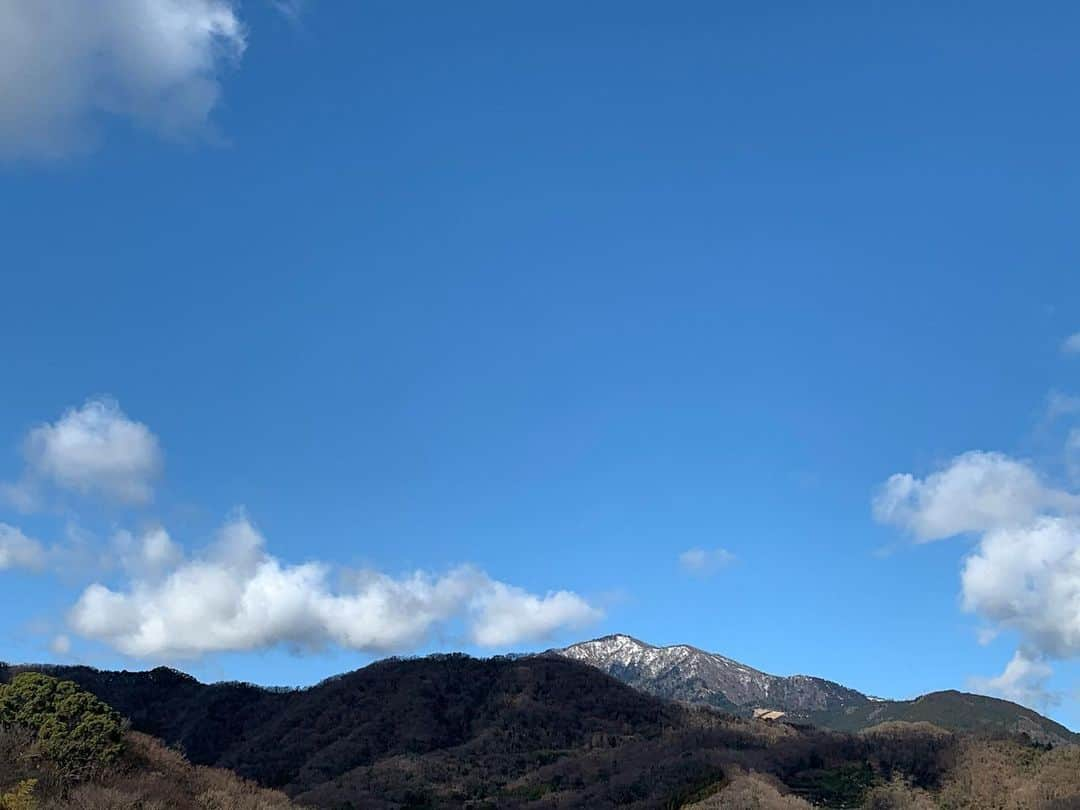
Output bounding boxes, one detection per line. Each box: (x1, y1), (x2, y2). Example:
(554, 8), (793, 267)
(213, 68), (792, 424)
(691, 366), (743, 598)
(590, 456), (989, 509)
(557, 634), (870, 715)
(811, 689), (1077, 747)
(555, 635), (1078, 747)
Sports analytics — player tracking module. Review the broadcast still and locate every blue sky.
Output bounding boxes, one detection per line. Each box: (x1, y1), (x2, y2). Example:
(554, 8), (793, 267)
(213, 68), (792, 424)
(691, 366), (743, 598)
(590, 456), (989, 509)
(3, 0), (1080, 727)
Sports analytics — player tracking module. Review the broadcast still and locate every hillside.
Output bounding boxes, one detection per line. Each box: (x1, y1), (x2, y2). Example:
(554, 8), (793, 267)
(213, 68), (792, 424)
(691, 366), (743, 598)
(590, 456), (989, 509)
(556, 635), (1078, 746)
(0, 731), (303, 810)
(0, 672), (299, 809)
(5, 655), (1080, 808)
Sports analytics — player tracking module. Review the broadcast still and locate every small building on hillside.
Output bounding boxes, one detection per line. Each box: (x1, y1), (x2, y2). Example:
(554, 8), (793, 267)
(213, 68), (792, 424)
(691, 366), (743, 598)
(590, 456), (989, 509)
(752, 708), (787, 722)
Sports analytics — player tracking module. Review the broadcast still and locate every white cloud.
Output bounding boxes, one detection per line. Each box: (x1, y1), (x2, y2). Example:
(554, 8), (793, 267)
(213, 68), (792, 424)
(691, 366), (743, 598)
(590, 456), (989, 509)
(70, 515), (601, 659)
(969, 650), (1057, 709)
(0, 0), (245, 159)
(872, 451), (1080, 542)
(469, 582), (601, 647)
(20, 398), (163, 505)
(0, 523), (46, 571)
(961, 517), (1080, 660)
(50, 634), (72, 656)
(1062, 333), (1080, 355)
(113, 526), (182, 578)
(678, 547), (737, 576)
(877, 448), (1080, 708)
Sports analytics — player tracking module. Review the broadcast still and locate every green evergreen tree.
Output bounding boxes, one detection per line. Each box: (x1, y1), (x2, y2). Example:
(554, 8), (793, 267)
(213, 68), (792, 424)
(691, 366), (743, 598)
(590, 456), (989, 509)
(0, 673), (124, 778)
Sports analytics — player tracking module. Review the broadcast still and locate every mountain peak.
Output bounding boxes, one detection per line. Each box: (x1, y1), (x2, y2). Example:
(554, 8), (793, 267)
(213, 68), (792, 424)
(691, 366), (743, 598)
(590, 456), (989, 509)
(557, 634), (871, 715)
(570, 633), (652, 650)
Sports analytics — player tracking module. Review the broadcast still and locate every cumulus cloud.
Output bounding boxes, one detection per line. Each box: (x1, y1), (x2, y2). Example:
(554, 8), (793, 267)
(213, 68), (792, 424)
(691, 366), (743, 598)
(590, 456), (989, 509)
(872, 451), (1080, 542)
(678, 547), (736, 576)
(969, 650), (1058, 709)
(0, 524), (46, 571)
(0, 0), (245, 159)
(469, 582), (602, 647)
(1062, 333), (1080, 355)
(70, 515), (601, 659)
(877, 448), (1080, 708)
(18, 398), (163, 505)
(961, 517), (1080, 660)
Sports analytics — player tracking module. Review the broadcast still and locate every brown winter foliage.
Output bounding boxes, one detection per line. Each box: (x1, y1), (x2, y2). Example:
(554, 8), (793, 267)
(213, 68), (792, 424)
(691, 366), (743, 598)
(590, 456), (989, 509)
(936, 738), (1080, 809)
(683, 769), (811, 809)
(0, 728), (299, 809)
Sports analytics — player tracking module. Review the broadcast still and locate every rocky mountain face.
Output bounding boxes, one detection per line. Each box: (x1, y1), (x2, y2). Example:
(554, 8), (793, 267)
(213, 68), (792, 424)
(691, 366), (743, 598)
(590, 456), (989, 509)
(558, 634), (871, 716)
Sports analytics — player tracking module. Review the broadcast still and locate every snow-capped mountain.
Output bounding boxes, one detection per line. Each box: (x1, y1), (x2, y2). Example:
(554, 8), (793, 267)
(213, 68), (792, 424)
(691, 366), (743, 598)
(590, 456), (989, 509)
(557, 634), (870, 715)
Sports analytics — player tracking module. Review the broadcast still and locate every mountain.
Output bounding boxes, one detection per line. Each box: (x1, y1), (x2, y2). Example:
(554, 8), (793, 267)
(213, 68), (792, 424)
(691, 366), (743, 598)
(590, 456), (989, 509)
(556, 635), (1078, 747)
(557, 634), (871, 715)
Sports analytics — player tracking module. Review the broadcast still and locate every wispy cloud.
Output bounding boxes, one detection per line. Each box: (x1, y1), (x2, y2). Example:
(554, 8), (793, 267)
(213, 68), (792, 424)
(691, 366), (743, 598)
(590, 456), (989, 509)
(1061, 332), (1080, 355)
(1043, 390), (1080, 424)
(969, 650), (1059, 709)
(678, 547), (736, 577)
(269, 0), (306, 21)
(0, 524), (47, 572)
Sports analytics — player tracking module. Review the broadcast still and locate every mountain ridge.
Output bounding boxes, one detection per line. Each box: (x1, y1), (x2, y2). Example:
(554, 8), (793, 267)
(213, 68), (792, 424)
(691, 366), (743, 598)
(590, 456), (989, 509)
(554, 634), (1077, 747)
(556, 633), (872, 715)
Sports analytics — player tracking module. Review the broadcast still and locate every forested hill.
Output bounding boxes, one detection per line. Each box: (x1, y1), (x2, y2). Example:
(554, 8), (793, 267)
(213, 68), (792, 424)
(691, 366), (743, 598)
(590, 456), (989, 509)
(2, 655), (697, 806)
(3, 656), (1079, 809)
